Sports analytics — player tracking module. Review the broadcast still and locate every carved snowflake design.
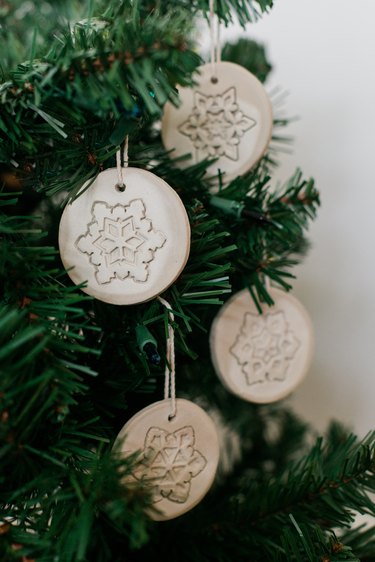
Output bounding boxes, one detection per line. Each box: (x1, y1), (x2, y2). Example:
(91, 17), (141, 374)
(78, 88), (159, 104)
(133, 426), (207, 504)
(178, 87), (256, 161)
(230, 311), (300, 386)
(75, 199), (166, 285)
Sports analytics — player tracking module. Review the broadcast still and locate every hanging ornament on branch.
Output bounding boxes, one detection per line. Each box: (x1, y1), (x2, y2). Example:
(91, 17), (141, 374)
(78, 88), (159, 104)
(58, 139), (191, 305)
(113, 298), (220, 521)
(161, 1), (273, 184)
(210, 286), (314, 404)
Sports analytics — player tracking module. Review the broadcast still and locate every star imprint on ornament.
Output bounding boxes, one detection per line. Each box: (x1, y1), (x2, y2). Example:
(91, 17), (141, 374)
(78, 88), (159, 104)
(178, 87), (256, 162)
(229, 311), (300, 385)
(75, 199), (166, 285)
(133, 426), (207, 504)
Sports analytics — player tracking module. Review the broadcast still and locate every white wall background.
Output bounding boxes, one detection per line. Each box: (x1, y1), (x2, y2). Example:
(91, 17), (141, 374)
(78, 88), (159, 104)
(217, 0), (375, 438)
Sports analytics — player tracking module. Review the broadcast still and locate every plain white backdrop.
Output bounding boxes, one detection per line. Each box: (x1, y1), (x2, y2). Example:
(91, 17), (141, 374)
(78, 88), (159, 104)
(211, 0), (375, 438)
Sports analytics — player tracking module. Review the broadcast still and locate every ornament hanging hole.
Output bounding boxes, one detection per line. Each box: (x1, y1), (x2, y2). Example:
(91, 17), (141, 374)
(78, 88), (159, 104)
(115, 182), (126, 192)
(210, 76), (218, 84)
(168, 413), (176, 422)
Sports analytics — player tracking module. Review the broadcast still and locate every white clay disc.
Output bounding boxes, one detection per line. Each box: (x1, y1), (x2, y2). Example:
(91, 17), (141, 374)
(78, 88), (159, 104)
(210, 288), (314, 404)
(161, 61), (273, 183)
(114, 399), (220, 521)
(58, 168), (190, 305)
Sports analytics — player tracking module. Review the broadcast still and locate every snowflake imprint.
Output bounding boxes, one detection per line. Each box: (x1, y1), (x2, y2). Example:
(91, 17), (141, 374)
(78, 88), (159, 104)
(133, 426), (207, 504)
(178, 87), (256, 161)
(230, 311), (300, 386)
(75, 199), (166, 285)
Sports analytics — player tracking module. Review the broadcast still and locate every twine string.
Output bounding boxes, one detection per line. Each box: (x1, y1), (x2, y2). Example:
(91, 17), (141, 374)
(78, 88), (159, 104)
(157, 296), (176, 420)
(116, 135), (129, 189)
(209, 0), (221, 80)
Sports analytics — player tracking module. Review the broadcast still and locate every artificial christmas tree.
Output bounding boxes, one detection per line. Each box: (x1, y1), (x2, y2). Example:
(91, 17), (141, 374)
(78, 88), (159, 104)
(0, 1), (374, 561)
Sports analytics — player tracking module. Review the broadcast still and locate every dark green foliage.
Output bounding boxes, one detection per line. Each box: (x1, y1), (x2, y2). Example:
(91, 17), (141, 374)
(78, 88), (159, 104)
(123, 426), (375, 562)
(341, 525), (375, 562)
(222, 38), (273, 83)
(0, 2), (374, 562)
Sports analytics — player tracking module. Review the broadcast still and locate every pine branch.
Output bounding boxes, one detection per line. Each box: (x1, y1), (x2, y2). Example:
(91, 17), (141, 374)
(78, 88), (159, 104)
(128, 429), (373, 562)
(279, 521), (361, 562)
(0, 1), (88, 71)
(2, 4), (367, 562)
(340, 524), (375, 562)
(244, 430), (375, 526)
(205, 167), (320, 309)
(1, 448), (152, 562)
(0, 7), (201, 201)
(193, 0), (274, 26)
(208, 430), (375, 561)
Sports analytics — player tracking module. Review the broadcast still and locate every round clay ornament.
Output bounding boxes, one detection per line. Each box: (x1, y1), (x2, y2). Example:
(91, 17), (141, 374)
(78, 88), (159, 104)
(58, 168), (190, 305)
(161, 61), (273, 183)
(114, 399), (220, 521)
(210, 288), (314, 404)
